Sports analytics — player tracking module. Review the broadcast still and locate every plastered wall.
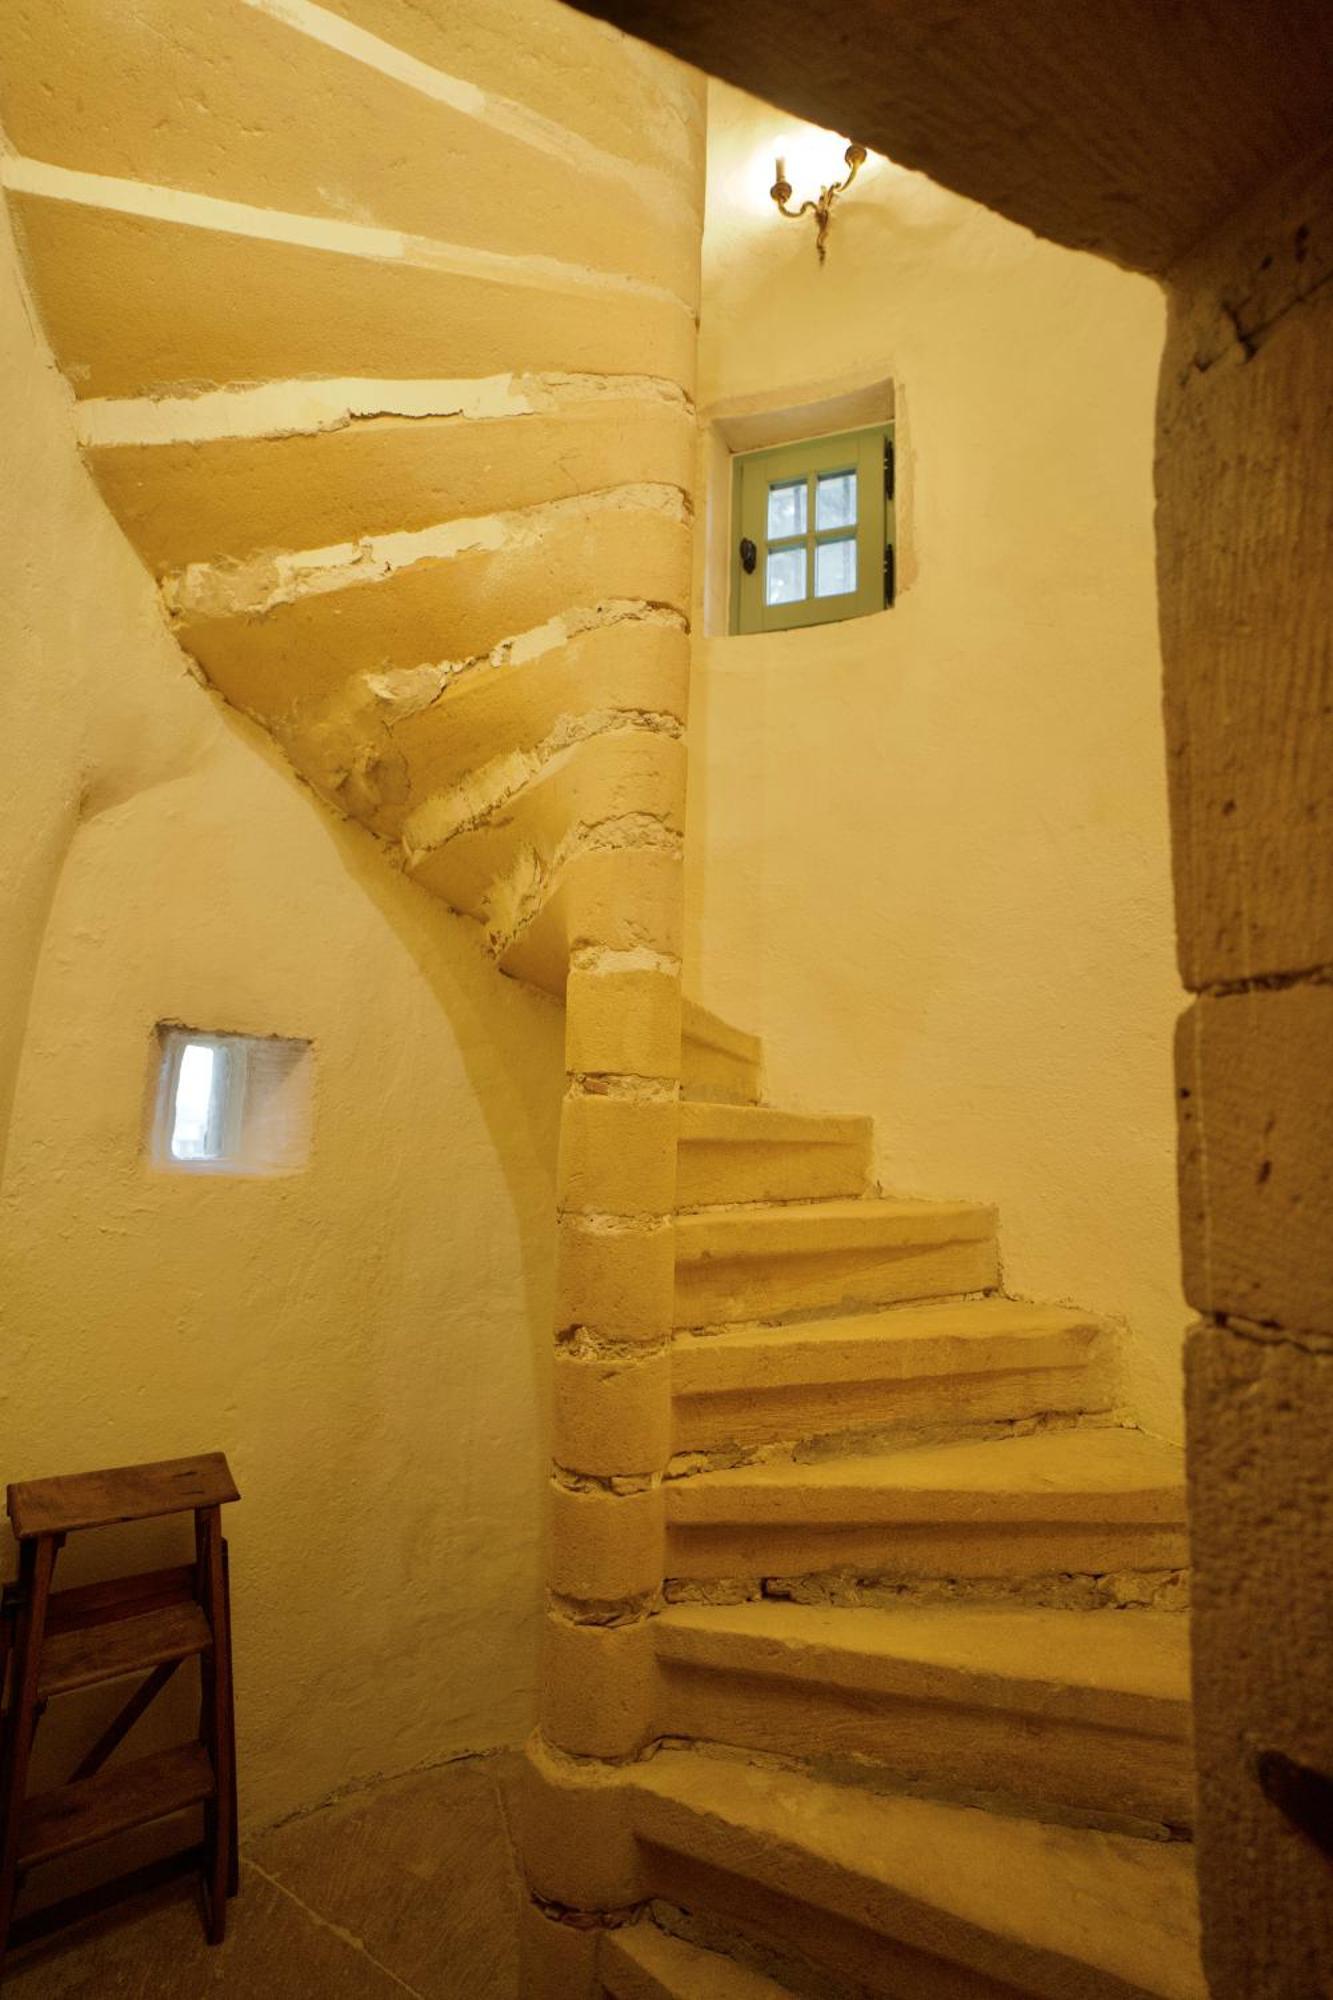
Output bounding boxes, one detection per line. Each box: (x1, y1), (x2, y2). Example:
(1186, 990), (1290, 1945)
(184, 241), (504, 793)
(0, 208), (565, 1829)
(688, 82), (1185, 1439)
(0, 0), (706, 1851)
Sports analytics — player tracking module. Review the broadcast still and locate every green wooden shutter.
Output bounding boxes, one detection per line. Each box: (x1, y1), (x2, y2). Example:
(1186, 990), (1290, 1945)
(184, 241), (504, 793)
(731, 423), (894, 636)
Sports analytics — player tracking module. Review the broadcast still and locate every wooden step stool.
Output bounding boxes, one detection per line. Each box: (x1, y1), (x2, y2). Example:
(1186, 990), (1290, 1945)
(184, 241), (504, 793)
(0, 1454), (239, 1976)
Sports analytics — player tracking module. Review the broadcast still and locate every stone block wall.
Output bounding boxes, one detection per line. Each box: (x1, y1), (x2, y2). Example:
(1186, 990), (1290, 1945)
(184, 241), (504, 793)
(1161, 139), (1333, 1996)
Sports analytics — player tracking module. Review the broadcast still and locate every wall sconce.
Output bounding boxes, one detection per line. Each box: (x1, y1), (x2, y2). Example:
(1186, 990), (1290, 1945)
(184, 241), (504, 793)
(770, 141), (867, 263)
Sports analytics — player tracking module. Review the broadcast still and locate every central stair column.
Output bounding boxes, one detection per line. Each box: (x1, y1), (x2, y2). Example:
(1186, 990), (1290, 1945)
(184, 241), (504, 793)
(522, 936), (686, 1989)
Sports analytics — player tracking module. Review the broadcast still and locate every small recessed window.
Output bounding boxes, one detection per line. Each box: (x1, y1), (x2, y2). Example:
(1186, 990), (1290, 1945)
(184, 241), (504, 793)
(732, 422), (894, 635)
(151, 1028), (313, 1176)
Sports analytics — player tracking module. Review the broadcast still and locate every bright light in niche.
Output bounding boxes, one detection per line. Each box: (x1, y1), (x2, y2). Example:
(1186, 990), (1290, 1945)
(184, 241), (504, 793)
(170, 1040), (221, 1161)
(152, 1026), (313, 1176)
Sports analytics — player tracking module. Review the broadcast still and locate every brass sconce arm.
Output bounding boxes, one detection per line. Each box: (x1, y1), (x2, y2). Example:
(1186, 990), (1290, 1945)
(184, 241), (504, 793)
(770, 141), (867, 263)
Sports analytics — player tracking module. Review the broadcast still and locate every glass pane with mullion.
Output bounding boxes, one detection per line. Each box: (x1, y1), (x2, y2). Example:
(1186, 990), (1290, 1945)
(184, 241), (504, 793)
(734, 423), (889, 634)
(766, 478), (807, 541)
(814, 536), (857, 599)
(816, 469), (857, 532)
(171, 1038), (222, 1161)
(766, 544), (808, 606)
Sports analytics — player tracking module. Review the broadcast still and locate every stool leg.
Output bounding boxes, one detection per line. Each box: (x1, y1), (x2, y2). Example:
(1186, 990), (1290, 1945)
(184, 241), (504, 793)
(196, 1509), (233, 1946)
(221, 1540), (238, 1901)
(0, 1536), (59, 1973)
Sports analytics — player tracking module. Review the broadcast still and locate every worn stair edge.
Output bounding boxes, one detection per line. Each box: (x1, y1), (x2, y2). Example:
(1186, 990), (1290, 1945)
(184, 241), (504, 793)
(673, 1300), (1111, 1392)
(665, 1429), (1187, 1526)
(681, 1002), (763, 1068)
(671, 1300), (1115, 1452)
(602, 1918), (800, 1998)
(675, 1199), (1000, 1325)
(681, 1002), (763, 1105)
(675, 1199), (995, 1261)
(663, 1429), (1188, 1583)
(677, 1104), (872, 1205)
(654, 1601), (1193, 1830)
(630, 1751), (1206, 2000)
(18, 1743), (215, 1869)
(655, 1601), (1190, 1728)
(679, 1105), (870, 1147)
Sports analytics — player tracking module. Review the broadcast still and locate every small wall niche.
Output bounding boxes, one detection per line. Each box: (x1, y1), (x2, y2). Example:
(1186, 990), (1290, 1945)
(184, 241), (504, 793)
(699, 374), (902, 637)
(150, 1027), (313, 1176)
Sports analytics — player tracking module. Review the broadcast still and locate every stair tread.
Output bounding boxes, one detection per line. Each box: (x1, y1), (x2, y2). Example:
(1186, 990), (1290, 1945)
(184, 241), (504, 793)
(632, 1751), (1205, 2000)
(681, 1001), (763, 1066)
(674, 1298), (1106, 1388)
(603, 1921), (799, 1998)
(677, 1107), (874, 1211)
(38, 1600), (212, 1698)
(679, 1103), (870, 1147)
(18, 1742), (215, 1869)
(676, 1196), (995, 1252)
(665, 1428), (1185, 1522)
(655, 1600), (1190, 1711)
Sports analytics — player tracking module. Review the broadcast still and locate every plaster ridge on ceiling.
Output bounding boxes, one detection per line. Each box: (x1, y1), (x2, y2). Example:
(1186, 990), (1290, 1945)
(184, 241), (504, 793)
(76, 372), (693, 451)
(486, 814), (683, 953)
(565, 1075), (678, 1104)
(569, 945), (681, 976)
(240, 0), (689, 222)
(161, 485), (691, 621)
(0, 156), (692, 312)
(366, 601), (688, 724)
(401, 709), (686, 858)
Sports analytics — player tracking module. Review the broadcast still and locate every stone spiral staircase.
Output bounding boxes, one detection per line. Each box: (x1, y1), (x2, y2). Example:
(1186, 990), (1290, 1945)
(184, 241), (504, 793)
(1, 2), (1203, 1993)
(0, 0), (702, 996)
(564, 1002), (1205, 2000)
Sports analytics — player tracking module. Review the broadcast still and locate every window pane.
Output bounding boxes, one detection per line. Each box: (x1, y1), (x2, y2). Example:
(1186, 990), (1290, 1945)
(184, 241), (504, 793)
(766, 479), (807, 541)
(816, 470), (857, 531)
(171, 1041), (220, 1160)
(155, 1027), (313, 1175)
(815, 537), (857, 599)
(766, 545), (807, 606)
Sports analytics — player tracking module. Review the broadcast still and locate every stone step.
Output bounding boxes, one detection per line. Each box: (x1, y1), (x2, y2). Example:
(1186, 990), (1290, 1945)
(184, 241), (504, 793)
(178, 498), (688, 776)
(412, 728), (685, 922)
(655, 1600), (1192, 1829)
(91, 400), (696, 580)
(629, 1750), (1205, 2000)
(0, 0), (703, 301)
(672, 1298), (1114, 1453)
(681, 1001), (763, 1104)
(678, 1102), (873, 1206)
(664, 1428), (1187, 1584)
(601, 1919), (799, 1998)
(674, 1197), (998, 1328)
(9, 189), (694, 403)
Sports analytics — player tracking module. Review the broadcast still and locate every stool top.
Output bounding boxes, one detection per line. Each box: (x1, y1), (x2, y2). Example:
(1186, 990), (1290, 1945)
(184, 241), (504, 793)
(7, 1453), (239, 1539)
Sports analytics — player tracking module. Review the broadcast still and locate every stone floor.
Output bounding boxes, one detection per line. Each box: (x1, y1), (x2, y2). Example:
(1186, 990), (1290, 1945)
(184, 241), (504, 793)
(6, 1753), (525, 1997)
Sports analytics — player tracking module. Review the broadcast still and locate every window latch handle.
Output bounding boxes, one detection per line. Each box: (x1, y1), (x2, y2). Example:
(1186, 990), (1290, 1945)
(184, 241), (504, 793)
(739, 537), (757, 575)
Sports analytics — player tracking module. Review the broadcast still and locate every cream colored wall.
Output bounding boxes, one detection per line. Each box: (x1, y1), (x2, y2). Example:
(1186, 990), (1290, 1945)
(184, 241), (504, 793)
(0, 208), (564, 1828)
(688, 82), (1185, 1438)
